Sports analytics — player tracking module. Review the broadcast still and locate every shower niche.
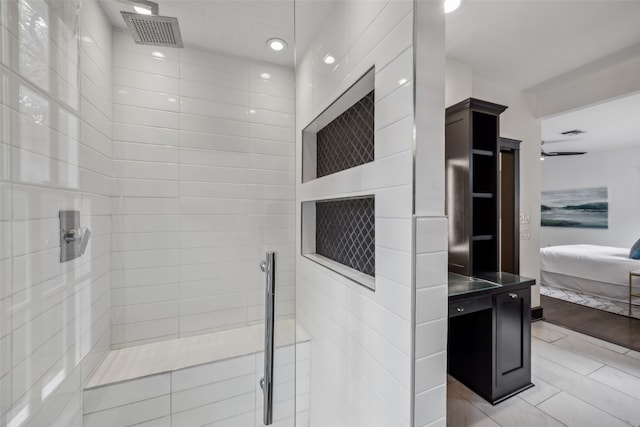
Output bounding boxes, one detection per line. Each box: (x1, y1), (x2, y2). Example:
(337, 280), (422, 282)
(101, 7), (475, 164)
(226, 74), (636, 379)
(300, 67), (376, 290)
(302, 196), (375, 290)
(302, 67), (375, 182)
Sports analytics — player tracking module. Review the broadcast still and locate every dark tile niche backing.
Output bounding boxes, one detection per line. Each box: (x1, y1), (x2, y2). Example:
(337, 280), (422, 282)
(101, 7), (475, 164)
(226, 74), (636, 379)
(315, 197), (375, 277)
(316, 90), (374, 178)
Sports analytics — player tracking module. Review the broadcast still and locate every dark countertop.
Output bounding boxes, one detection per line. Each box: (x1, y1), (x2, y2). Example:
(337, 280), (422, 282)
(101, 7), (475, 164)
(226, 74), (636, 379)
(448, 272), (535, 301)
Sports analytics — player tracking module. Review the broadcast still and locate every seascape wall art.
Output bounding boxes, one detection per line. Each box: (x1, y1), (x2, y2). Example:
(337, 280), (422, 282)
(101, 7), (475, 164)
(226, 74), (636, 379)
(541, 187), (608, 228)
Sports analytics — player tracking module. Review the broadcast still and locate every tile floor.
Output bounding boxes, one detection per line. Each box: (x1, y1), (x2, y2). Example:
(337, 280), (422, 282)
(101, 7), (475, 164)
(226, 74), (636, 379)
(447, 321), (640, 427)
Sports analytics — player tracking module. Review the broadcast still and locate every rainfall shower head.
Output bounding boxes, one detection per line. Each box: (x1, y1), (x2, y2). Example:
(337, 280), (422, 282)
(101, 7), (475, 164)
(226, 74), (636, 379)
(121, 1), (183, 48)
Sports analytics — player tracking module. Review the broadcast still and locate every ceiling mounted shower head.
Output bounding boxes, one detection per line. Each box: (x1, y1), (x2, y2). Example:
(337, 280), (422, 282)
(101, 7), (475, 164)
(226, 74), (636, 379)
(121, 1), (183, 48)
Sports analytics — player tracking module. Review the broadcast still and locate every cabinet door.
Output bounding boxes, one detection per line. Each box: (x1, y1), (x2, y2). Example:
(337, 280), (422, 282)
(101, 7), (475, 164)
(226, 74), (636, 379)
(494, 288), (531, 398)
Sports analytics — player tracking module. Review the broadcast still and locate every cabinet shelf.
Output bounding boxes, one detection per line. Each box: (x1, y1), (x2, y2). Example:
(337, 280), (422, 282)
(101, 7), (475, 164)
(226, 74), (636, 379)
(472, 193), (494, 199)
(472, 149), (494, 157)
(472, 235), (494, 241)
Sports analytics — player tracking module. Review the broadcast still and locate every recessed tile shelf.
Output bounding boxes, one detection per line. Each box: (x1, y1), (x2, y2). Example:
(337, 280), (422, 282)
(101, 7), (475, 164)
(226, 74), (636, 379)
(302, 195), (375, 290)
(302, 67), (375, 183)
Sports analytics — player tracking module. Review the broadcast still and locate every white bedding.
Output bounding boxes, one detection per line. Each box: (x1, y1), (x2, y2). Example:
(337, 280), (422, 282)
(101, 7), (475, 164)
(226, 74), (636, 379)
(540, 244), (640, 286)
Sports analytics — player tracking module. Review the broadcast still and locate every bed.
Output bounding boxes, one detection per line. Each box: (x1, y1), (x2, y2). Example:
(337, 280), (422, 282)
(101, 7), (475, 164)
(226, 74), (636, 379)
(540, 244), (640, 303)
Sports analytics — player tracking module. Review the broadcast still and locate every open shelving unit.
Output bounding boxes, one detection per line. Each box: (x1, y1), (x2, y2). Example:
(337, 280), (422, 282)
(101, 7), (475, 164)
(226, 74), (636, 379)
(445, 98), (508, 276)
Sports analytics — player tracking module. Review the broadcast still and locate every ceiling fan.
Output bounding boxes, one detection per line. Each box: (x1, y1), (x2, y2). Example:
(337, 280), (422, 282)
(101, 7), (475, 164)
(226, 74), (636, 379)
(540, 140), (586, 158)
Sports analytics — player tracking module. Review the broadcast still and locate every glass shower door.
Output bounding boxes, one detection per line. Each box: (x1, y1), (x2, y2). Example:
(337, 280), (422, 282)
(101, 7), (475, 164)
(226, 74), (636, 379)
(0, 0), (296, 426)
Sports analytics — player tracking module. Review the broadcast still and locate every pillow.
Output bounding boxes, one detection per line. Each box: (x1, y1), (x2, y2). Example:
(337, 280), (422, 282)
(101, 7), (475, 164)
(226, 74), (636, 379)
(630, 239), (640, 260)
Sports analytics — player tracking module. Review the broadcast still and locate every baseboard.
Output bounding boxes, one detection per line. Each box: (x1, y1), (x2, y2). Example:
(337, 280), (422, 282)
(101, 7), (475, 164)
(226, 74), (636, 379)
(531, 306), (544, 322)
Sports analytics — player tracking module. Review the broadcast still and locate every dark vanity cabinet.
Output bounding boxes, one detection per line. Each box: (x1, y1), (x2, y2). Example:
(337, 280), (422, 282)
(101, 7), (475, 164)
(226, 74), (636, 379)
(448, 273), (533, 404)
(444, 98), (532, 404)
(494, 287), (531, 399)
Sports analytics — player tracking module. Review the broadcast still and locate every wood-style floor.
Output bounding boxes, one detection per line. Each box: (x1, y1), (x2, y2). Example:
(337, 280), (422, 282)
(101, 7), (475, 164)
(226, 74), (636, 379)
(447, 321), (640, 427)
(541, 295), (640, 352)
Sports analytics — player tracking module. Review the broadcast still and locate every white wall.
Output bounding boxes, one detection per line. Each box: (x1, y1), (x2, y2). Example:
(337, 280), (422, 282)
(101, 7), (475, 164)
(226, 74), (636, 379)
(0, 0), (112, 425)
(445, 59), (543, 307)
(295, 1), (437, 426)
(414, 2), (448, 426)
(527, 54), (640, 119)
(110, 31), (296, 348)
(444, 59), (472, 109)
(541, 145), (640, 248)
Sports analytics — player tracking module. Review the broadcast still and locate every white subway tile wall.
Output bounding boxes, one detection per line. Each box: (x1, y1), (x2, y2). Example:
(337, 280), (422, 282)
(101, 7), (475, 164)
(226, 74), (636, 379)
(0, 0), (112, 426)
(295, 1), (427, 426)
(414, 216), (448, 427)
(111, 30), (295, 348)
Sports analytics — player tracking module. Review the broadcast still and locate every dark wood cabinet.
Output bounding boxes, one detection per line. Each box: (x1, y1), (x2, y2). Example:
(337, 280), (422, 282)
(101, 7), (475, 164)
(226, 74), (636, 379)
(445, 98), (508, 276)
(494, 287), (531, 399)
(448, 274), (533, 404)
(445, 99), (531, 404)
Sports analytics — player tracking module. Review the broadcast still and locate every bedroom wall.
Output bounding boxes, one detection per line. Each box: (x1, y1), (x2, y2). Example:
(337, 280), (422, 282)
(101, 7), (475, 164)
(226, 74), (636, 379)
(540, 144), (640, 249)
(445, 59), (542, 308)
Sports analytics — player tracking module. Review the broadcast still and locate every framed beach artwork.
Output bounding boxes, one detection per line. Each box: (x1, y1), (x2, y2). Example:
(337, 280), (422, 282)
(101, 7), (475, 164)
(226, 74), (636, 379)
(541, 187), (608, 228)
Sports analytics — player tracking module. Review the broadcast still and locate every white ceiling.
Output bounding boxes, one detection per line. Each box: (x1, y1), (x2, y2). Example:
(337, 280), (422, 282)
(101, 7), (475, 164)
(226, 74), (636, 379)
(446, 0), (640, 92)
(102, 0), (295, 66)
(541, 91), (640, 153)
(446, 0), (640, 152)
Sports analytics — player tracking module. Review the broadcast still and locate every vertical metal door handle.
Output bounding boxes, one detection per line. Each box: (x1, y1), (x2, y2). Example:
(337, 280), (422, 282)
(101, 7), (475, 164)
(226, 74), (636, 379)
(260, 251), (276, 425)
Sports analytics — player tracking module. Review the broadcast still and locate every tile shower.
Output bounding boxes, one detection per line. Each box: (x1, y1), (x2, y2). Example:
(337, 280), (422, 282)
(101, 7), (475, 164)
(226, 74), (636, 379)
(0, 0), (298, 425)
(1, 0), (451, 426)
(110, 30), (296, 348)
(89, 30), (300, 426)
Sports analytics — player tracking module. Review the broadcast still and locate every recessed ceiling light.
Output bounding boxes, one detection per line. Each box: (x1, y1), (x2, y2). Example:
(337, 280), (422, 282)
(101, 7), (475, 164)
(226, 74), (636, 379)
(134, 5), (153, 15)
(398, 78), (408, 86)
(444, 0), (461, 14)
(260, 73), (271, 80)
(323, 54), (335, 65)
(248, 109), (257, 114)
(168, 97), (176, 103)
(151, 51), (165, 59)
(267, 38), (287, 51)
